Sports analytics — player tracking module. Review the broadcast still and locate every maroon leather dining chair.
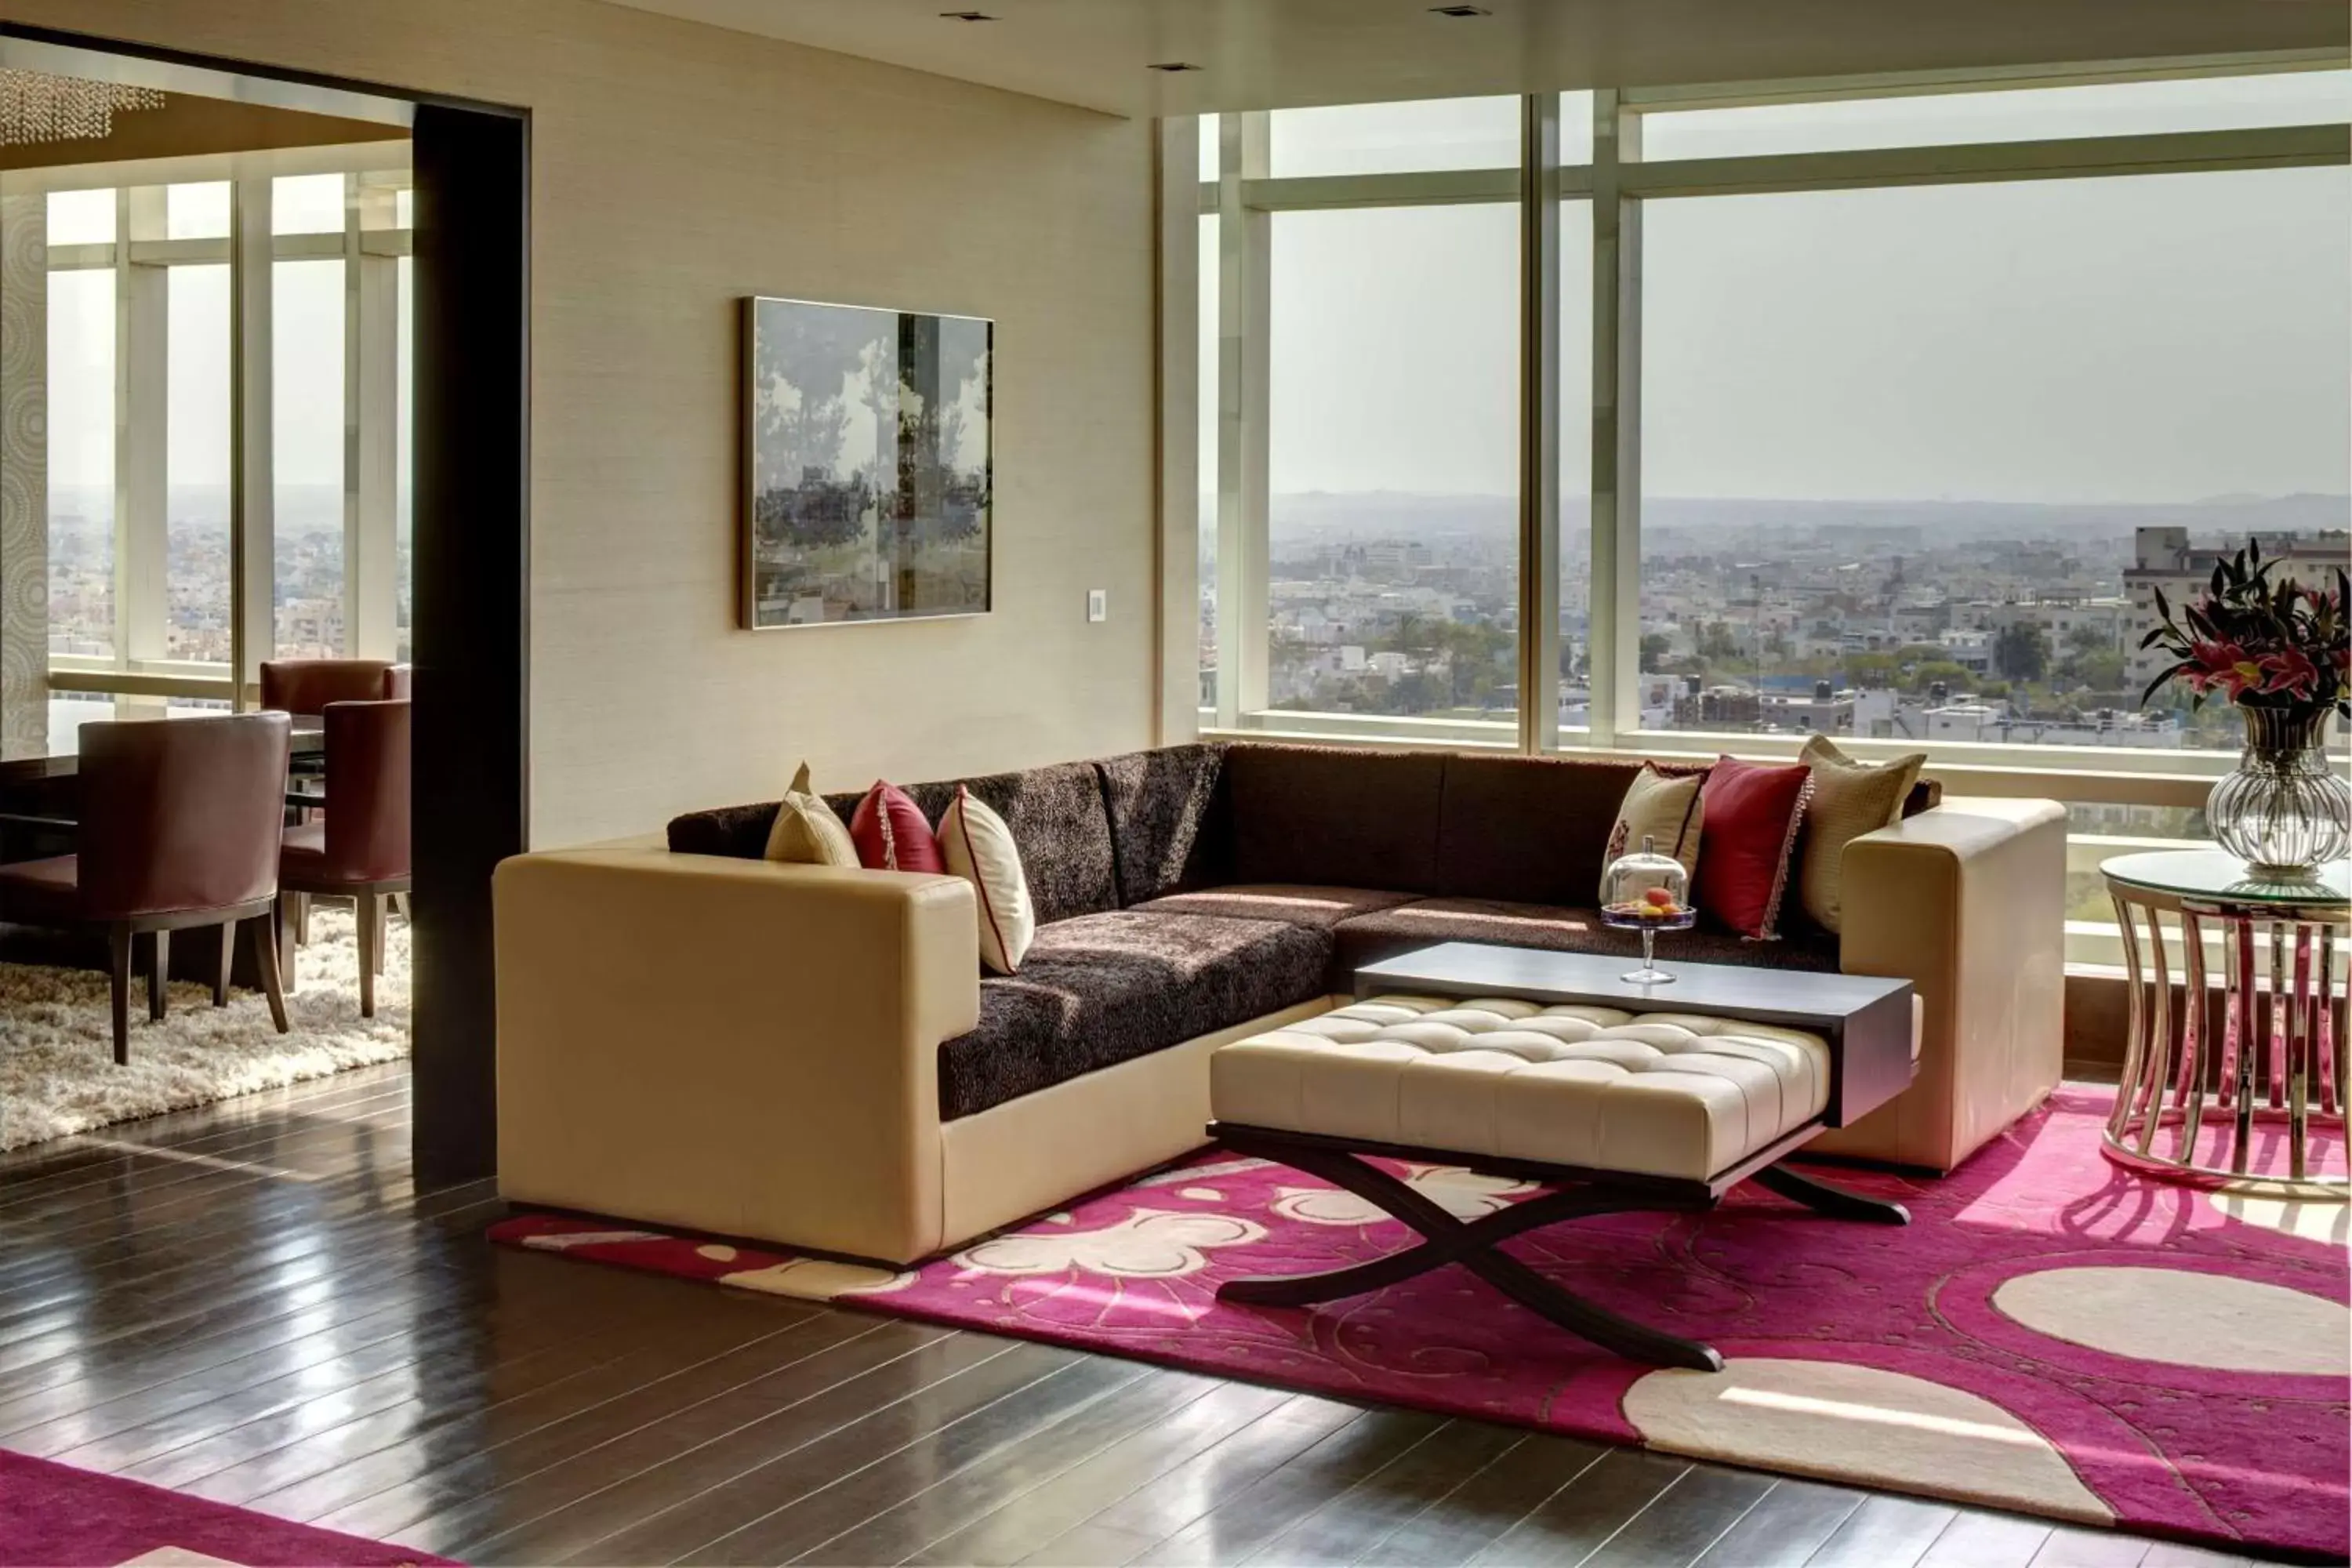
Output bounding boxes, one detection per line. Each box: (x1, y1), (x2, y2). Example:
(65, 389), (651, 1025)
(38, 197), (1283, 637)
(0, 713), (291, 1062)
(279, 698), (409, 1018)
(259, 659), (405, 716)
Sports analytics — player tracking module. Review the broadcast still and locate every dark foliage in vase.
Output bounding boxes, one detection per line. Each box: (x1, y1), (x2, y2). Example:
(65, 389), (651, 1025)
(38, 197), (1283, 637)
(2139, 537), (2350, 721)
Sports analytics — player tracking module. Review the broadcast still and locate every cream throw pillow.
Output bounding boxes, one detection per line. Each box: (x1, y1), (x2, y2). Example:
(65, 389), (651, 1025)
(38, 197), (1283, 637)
(1599, 763), (1705, 902)
(1797, 735), (1926, 934)
(938, 785), (1036, 975)
(763, 762), (858, 867)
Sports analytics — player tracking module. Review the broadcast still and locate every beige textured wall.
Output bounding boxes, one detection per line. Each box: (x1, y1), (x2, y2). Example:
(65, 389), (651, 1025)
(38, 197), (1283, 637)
(7, 0), (1157, 845)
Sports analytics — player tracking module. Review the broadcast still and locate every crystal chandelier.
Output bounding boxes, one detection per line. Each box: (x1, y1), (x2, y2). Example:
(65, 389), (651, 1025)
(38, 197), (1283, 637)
(0, 69), (166, 147)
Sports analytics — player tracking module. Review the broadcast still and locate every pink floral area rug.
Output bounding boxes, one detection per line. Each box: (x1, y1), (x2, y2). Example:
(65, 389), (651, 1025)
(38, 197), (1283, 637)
(490, 1087), (2350, 1560)
(0, 1448), (456, 1566)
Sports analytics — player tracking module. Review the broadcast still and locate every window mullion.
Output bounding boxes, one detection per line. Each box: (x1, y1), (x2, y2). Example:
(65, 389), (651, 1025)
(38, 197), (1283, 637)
(115, 187), (168, 670)
(1518, 94), (1561, 755)
(1587, 91), (1642, 750)
(349, 172), (401, 659)
(1215, 111), (1271, 726)
(230, 177), (273, 706)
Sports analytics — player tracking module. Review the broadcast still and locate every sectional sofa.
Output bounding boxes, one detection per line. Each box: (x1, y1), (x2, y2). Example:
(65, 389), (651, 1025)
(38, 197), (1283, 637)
(494, 742), (2065, 1265)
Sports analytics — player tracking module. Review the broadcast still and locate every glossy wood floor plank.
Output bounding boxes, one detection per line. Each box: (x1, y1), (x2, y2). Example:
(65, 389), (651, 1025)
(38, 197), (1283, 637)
(1806, 1494), (1964, 1568)
(1464, 1446), (1693, 1568)
(568, 1338), (1082, 1565)
(108, 1259), (708, 1493)
(1577, 1461), (1776, 1568)
(1353, 1431), (1610, 1568)
(1236, 1416), (1524, 1566)
(789, 1367), (1220, 1565)
(397, 1316), (947, 1559)
(1916, 1509), (2058, 1568)
(221, 1286), (815, 1515)
(2031, 1525), (2154, 1567)
(0, 1065), (2270, 1568)
(1077, 1395), (1366, 1548)
(687, 1352), (1155, 1565)
(1689, 1477), (1869, 1568)
(905, 1380), (1298, 1567)
(446, 1323), (1004, 1564)
(1128, 1407), (1448, 1566)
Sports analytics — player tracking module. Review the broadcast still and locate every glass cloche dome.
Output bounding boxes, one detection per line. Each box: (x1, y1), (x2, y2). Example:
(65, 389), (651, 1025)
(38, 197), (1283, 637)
(1599, 834), (1697, 985)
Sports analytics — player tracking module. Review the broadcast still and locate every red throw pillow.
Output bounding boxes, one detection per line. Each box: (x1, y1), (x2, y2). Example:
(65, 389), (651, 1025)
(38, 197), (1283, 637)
(1692, 756), (1813, 940)
(850, 781), (944, 873)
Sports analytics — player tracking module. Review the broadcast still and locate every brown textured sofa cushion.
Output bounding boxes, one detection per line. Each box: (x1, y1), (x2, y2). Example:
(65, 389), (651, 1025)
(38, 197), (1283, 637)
(1094, 742), (1230, 904)
(938, 910), (1333, 1120)
(940, 763), (1120, 927)
(670, 764), (1117, 929)
(1328, 895), (1842, 982)
(666, 800), (780, 860)
(1221, 744), (1447, 894)
(1432, 753), (1664, 906)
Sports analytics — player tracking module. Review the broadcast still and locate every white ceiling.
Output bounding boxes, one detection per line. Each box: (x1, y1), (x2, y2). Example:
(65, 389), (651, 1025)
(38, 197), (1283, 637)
(607, 0), (2348, 117)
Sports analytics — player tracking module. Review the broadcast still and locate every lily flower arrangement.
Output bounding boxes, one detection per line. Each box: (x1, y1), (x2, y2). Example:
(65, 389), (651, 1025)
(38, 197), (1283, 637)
(2140, 538), (2350, 721)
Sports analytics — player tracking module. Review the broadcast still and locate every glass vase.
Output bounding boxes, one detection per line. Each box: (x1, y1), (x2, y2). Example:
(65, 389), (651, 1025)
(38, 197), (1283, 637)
(2207, 706), (2350, 877)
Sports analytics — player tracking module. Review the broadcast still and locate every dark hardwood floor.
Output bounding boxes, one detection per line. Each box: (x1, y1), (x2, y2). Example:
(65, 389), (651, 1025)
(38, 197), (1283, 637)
(0, 1066), (2277, 1568)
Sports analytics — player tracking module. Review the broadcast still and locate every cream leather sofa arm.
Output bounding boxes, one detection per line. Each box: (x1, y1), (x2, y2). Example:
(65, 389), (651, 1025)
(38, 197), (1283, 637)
(495, 844), (979, 1263)
(1819, 797), (2068, 1171)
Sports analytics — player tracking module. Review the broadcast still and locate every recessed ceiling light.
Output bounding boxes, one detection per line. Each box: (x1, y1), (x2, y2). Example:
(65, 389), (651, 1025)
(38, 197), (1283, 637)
(1429, 3), (1492, 13)
(1148, 61), (1203, 73)
(938, 9), (996, 19)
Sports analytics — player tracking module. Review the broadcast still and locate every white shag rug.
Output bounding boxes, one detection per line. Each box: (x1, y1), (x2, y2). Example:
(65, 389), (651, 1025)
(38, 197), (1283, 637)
(0, 903), (409, 1152)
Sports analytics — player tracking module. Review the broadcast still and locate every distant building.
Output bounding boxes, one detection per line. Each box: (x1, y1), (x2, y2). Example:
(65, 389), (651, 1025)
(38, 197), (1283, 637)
(2124, 525), (2352, 688)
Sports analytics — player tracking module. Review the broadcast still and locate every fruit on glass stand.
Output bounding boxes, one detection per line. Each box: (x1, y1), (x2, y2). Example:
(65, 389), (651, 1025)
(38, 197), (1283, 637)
(1642, 887), (1675, 908)
(1606, 898), (1684, 920)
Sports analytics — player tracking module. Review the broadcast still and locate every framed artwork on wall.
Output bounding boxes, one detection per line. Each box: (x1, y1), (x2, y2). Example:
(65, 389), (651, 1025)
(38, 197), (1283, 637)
(740, 295), (993, 629)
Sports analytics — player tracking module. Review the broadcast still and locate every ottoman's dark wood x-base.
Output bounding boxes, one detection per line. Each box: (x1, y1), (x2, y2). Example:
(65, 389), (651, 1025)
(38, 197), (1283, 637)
(1206, 944), (1919, 1372)
(1210, 1120), (1908, 1373)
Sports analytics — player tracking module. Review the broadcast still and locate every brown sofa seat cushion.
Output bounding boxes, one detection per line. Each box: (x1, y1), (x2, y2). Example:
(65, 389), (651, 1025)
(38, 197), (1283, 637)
(1329, 895), (1842, 981)
(940, 910), (1333, 1121)
(1131, 884), (1417, 930)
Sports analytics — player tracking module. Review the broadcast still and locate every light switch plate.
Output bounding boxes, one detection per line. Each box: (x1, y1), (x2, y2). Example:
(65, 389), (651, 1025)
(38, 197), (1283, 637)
(1087, 589), (1108, 622)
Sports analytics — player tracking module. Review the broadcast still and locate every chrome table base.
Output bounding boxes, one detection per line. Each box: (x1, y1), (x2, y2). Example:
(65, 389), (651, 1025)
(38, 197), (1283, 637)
(2106, 887), (2347, 1198)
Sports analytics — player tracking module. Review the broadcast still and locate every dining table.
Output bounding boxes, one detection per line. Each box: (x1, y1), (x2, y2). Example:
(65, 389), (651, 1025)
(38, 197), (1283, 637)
(0, 699), (325, 788)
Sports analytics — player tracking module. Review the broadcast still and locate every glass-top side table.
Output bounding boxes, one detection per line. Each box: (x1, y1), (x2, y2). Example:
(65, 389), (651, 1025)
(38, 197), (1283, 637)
(2100, 850), (2349, 1198)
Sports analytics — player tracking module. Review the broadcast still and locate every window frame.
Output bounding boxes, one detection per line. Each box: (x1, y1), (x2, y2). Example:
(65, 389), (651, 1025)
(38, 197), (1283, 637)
(1160, 55), (2351, 967)
(24, 142), (413, 707)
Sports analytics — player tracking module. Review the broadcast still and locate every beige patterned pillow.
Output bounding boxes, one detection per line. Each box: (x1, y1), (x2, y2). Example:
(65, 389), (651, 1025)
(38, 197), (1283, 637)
(1599, 763), (1705, 902)
(940, 785), (1036, 975)
(764, 762), (858, 867)
(1797, 735), (1925, 934)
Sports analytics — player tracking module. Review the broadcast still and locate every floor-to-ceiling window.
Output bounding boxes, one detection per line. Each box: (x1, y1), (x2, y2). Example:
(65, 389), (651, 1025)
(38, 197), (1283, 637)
(1197, 96), (1531, 744)
(1173, 60), (2351, 967)
(31, 151), (412, 710)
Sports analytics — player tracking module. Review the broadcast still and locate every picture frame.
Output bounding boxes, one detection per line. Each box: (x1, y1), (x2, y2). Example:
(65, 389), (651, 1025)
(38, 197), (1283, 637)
(740, 295), (993, 629)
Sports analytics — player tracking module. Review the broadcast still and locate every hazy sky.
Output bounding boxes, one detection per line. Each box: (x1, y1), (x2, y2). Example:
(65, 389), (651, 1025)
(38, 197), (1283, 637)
(1213, 74), (2352, 506)
(47, 176), (366, 501)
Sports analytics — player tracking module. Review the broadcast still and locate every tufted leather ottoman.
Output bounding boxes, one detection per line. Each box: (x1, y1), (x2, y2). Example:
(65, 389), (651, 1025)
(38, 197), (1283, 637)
(1207, 987), (1915, 1370)
(1212, 994), (1837, 1183)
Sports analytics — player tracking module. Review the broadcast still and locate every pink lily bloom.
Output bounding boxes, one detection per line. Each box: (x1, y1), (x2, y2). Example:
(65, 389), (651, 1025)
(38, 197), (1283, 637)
(2190, 640), (2259, 699)
(2257, 648), (2320, 702)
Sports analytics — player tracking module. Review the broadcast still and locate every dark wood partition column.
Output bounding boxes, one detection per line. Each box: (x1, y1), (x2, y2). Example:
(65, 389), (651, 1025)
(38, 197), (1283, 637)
(412, 103), (530, 1184)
